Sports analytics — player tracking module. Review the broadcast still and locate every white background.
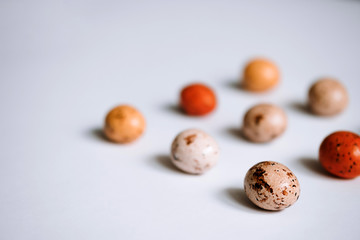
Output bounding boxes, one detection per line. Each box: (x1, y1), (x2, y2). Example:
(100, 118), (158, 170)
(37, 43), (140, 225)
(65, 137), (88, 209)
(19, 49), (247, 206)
(1, 0), (360, 239)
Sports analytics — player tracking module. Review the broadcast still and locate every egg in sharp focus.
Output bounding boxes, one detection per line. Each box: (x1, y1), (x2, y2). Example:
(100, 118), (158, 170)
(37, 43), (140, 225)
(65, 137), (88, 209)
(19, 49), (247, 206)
(244, 161), (301, 210)
(170, 129), (219, 174)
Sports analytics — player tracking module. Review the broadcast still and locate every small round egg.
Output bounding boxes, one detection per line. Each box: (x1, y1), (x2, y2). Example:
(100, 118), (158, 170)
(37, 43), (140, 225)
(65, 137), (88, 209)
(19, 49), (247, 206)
(180, 83), (217, 116)
(170, 129), (219, 174)
(242, 104), (287, 143)
(244, 161), (301, 211)
(308, 78), (348, 116)
(319, 131), (360, 179)
(242, 58), (280, 92)
(104, 105), (146, 143)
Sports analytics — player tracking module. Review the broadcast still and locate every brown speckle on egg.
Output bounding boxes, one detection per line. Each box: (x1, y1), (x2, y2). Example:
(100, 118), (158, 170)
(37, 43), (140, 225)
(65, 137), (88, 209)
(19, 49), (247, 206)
(184, 134), (197, 145)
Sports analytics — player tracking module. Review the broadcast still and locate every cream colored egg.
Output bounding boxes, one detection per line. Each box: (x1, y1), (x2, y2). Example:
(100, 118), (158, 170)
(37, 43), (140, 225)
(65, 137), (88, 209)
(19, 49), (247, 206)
(170, 129), (219, 174)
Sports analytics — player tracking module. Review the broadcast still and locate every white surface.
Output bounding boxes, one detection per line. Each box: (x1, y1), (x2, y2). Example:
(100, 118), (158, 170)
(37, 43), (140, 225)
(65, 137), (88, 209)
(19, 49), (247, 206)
(1, 0), (360, 239)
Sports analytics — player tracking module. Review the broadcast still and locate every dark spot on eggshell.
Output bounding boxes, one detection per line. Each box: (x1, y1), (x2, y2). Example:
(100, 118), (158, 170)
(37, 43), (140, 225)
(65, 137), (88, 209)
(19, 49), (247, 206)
(172, 153), (181, 161)
(253, 168), (266, 177)
(251, 168), (273, 194)
(184, 134), (197, 145)
(254, 114), (264, 125)
(258, 195), (269, 203)
(254, 183), (262, 190)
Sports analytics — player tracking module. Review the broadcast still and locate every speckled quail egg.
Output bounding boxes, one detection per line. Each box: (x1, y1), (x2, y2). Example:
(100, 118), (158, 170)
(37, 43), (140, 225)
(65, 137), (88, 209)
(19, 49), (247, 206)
(244, 161), (300, 210)
(170, 129), (219, 174)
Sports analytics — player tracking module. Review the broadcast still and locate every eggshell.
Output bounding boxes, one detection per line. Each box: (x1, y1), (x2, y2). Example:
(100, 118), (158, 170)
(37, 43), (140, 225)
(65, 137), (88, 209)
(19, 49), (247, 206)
(170, 129), (219, 174)
(242, 104), (287, 143)
(180, 83), (217, 116)
(242, 58), (280, 92)
(244, 161), (300, 211)
(308, 78), (348, 116)
(104, 105), (146, 143)
(319, 131), (360, 179)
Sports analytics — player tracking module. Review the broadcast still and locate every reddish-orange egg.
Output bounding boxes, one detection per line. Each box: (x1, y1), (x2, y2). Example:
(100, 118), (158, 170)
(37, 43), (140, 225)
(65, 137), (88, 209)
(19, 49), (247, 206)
(180, 83), (217, 116)
(319, 131), (360, 179)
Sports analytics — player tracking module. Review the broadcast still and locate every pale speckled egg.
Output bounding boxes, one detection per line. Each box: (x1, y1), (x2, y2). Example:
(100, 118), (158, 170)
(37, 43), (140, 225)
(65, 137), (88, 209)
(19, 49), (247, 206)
(170, 129), (219, 174)
(308, 78), (348, 116)
(242, 103), (287, 143)
(244, 161), (300, 210)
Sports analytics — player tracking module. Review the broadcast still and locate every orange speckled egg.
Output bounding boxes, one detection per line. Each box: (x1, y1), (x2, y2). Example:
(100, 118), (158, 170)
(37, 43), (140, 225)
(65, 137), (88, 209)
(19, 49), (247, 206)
(319, 131), (360, 179)
(104, 105), (146, 143)
(180, 83), (217, 116)
(242, 58), (280, 92)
